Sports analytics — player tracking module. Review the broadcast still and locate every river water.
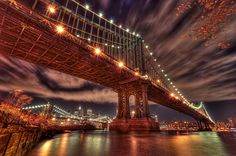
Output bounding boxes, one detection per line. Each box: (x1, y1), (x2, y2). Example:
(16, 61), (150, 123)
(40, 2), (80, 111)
(27, 131), (236, 156)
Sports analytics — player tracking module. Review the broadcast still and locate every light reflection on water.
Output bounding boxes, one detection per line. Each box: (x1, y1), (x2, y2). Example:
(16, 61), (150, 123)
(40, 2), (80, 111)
(27, 131), (236, 156)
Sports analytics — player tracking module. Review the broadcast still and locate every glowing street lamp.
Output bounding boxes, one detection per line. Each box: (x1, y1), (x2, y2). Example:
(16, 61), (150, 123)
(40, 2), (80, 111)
(48, 5), (56, 14)
(56, 25), (65, 34)
(131, 110), (135, 118)
(94, 48), (101, 55)
(99, 13), (103, 17)
(85, 4), (90, 10)
(118, 61), (124, 68)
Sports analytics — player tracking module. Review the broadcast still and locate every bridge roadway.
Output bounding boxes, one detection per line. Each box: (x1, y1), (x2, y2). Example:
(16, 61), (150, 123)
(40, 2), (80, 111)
(0, 0), (213, 126)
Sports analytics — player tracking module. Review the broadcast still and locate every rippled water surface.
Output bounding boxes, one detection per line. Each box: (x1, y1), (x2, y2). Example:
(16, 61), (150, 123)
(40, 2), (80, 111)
(27, 131), (236, 156)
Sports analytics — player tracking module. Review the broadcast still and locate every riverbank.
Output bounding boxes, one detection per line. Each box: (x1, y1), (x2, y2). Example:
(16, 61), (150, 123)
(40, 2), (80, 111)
(0, 102), (97, 155)
(0, 126), (42, 156)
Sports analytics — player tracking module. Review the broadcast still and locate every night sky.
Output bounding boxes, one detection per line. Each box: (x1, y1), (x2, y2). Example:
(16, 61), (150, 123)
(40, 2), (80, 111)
(0, 0), (236, 121)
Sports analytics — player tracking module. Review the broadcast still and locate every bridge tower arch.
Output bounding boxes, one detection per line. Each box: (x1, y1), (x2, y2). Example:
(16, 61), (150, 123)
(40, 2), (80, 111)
(110, 79), (159, 131)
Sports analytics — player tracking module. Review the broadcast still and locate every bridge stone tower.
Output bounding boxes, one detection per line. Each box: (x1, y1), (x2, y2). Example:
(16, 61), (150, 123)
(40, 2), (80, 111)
(109, 79), (159, 131)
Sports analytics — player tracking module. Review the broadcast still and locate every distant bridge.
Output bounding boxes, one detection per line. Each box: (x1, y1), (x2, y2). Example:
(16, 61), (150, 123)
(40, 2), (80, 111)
(0, 0), (213, 130)
(23, 103), (111, 124)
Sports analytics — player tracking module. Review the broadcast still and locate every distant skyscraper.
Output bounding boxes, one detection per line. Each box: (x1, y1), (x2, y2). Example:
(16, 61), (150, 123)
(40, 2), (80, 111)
(228, 117), (236, 128)
(74, 111), (79, 117)
(78, 106), (83, 116)
(87, 109), (93, 116)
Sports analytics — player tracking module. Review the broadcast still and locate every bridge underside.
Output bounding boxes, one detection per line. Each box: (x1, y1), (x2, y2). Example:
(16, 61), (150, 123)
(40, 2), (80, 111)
(0, 1), (212, 130)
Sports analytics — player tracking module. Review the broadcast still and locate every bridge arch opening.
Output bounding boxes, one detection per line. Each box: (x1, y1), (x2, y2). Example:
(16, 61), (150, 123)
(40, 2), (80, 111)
(129, 95), (135, 118)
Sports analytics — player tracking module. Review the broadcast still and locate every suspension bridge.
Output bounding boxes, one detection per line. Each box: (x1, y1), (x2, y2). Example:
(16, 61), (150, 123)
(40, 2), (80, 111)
(0, 0), (214, 130)
(23, 102), (111, 124)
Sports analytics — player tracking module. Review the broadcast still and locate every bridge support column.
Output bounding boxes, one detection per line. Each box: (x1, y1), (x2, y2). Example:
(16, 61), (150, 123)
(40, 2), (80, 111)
(197, 120), (212, 131)
(116, 90), (130, 119)
(109, 80), (159, 131)
(142, 83), (149, 117)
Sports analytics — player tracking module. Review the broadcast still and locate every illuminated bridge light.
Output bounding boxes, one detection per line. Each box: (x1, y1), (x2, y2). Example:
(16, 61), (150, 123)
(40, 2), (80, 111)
(94, 48), (101, 55)
(135, 71), (139, 76)
(99, 13), (103, 17)
(144, 75), (149, 79)
(118, 61), (124, 68)
(145, 45), (149, 49)
(150, 52), (153, 56)
(110, 19), (114, 23)
(126, 28), (130, 32)
(85, 4), (90, 10)
(56, 25), (65, 34)
(48, 5), (56, 14)
(157, 79), (160, 83)
(170, 93), (175, 97)
(119, 25), (122, 28)
(154, 59), (157, 62)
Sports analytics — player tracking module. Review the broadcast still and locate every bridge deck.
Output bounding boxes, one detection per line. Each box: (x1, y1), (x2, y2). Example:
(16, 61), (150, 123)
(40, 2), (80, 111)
(0, 1), (212, 123)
